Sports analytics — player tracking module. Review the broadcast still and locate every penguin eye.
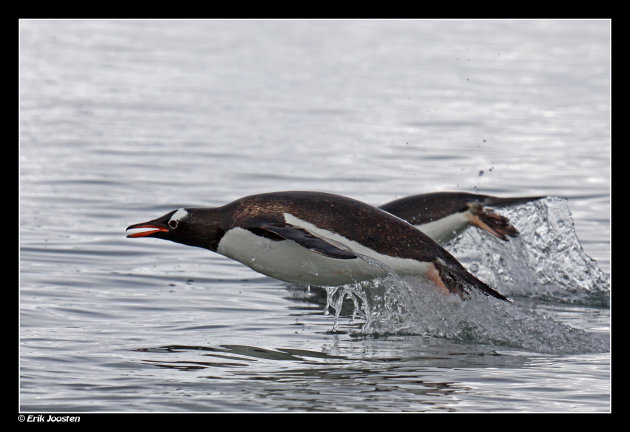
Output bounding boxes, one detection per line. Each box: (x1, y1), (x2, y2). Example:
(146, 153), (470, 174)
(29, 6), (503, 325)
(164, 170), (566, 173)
(168, 220), (179, 229)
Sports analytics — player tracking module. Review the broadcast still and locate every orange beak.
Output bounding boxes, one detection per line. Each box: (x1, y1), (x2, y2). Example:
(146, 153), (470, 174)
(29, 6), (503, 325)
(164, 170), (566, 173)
(126, 223), (169, 238)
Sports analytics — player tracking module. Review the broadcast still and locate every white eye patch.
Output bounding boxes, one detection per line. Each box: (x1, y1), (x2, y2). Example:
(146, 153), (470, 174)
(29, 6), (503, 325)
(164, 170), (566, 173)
(168, 208), (189, 228)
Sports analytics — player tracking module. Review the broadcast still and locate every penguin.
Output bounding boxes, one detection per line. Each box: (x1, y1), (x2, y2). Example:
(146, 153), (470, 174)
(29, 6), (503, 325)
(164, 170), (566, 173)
(379, 192), (543, 244)
(127, 191), (509, 301)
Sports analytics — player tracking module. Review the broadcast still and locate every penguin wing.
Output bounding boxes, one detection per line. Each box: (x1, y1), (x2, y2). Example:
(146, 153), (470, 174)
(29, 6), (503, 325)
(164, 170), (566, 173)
(252, 222), (358, 260)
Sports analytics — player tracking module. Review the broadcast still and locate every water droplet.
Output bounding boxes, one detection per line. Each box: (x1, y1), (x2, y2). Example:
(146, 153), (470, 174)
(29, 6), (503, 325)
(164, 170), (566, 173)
(478, 170), (485, 177)
(469, 263), (479, 273)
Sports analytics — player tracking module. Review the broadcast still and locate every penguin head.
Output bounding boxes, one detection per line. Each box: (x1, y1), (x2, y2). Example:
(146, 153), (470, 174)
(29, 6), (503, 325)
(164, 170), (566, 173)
(126, 208), (224, 251)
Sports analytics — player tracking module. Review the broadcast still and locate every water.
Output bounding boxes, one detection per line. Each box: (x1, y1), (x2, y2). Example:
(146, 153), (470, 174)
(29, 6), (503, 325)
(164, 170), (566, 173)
(19, 19), (610, 413)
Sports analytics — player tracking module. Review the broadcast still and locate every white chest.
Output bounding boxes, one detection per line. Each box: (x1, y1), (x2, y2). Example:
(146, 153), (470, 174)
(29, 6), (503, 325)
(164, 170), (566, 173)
(216, 214), (432, 286)
(415, 211), (471, 244)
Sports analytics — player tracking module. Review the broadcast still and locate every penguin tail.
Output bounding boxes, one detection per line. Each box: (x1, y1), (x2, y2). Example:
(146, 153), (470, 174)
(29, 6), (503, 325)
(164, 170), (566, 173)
(432, 259), (511, 302)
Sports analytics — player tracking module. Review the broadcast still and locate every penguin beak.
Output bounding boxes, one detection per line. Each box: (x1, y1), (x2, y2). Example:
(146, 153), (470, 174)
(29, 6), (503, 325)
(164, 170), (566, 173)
(126, 220), (170, 238)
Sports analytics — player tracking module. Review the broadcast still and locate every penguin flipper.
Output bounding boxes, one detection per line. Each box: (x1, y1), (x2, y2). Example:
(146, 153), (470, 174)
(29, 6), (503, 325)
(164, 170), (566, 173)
(252, 223), (358, 260)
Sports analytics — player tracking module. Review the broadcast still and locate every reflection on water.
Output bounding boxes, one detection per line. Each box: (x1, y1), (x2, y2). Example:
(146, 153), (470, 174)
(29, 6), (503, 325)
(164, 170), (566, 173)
(136, 341), (530, 371)
(128, 337), (608, 412)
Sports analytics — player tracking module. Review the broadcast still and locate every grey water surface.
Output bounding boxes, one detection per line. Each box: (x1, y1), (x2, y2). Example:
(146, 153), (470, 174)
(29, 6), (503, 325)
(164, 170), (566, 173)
(19, 19), (610, 412)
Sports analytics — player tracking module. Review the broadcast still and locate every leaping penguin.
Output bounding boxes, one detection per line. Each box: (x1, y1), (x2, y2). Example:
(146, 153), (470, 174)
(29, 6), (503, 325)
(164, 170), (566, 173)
(127, 191), (510, 301)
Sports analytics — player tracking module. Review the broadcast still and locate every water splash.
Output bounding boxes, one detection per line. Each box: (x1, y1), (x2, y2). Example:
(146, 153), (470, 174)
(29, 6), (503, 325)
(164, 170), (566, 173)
(447, 197), (610, 306)
(321, 275), (609, 354)
(324, 285), (370, 332)
(323, 254), (402, 332)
